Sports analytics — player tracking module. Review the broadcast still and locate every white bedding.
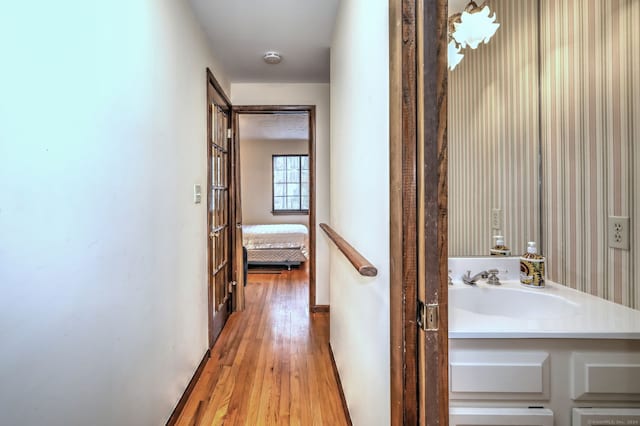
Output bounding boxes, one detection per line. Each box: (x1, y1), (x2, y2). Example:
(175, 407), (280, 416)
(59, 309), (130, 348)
(246, 248), (308, 264)
(242, 224), (309, 262)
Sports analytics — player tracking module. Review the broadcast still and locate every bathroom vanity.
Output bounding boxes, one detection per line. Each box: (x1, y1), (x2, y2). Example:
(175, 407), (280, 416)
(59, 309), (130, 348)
(449, 257), (640, 426)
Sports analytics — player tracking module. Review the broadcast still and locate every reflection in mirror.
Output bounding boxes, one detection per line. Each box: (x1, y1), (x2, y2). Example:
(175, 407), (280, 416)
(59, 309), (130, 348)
(448, 0), (640, 308)
(449, 0), (540, 258)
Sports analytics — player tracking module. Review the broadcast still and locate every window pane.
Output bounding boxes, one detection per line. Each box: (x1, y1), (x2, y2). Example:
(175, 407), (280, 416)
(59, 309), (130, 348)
(286, 197), (300, 210)
(274, 197), (285, 210)
(287, 156), (300, 171)
(274, 183), (285, 196)
(274, 171), (286, 184)
(221, 152), (228, 186)
(287, 183), (300, 196)
(274, 157), (286, 170)
(273, 155), (308, 212)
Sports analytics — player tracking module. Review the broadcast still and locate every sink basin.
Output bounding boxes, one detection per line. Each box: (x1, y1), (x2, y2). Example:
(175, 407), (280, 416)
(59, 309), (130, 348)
(449, 285), (580, 319)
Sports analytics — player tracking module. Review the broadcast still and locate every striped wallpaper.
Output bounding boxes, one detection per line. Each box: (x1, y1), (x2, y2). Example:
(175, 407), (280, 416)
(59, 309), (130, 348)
(448, 0), (540, 258)
(541, 0), (640, 309)
(449, 0), (640, 309)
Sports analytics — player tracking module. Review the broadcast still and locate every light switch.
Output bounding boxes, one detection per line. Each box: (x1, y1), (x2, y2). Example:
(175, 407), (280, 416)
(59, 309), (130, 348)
(193, 184), (202, 204)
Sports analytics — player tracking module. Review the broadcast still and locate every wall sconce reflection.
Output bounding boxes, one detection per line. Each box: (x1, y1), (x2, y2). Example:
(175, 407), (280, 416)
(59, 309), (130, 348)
(448, 1), (500, 71)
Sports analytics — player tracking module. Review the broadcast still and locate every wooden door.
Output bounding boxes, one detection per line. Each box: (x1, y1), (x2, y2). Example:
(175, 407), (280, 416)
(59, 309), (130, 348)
(230, 110), (245, 311)
(390, 0), (449, 423)
(417, 0), (449, 425)
(208, 85), (232, 348)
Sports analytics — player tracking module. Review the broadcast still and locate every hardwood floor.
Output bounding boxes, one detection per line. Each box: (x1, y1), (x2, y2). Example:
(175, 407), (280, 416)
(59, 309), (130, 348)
(174, 267), (349, 425)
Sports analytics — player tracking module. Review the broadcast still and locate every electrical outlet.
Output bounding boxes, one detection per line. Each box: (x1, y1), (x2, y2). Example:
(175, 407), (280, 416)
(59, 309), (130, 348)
(491, 208), (502, 230)
(608, 216), (630, 250)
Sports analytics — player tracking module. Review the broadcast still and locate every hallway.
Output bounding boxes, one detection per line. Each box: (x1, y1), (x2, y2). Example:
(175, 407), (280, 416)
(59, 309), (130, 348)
(174, 268), (350, 425)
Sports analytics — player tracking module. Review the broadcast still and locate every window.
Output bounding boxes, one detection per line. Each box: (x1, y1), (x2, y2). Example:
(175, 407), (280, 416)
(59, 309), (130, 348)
(272, 154), (309, 214)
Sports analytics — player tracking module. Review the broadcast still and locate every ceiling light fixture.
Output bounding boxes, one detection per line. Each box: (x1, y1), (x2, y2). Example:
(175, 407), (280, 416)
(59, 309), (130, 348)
(447, 1), (500, 71)
(263, 51), (282, 64)
(448, 40), (464, 71)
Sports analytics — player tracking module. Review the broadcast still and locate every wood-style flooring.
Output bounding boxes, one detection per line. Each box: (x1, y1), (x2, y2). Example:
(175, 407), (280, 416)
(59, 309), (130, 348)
(174, 267), (349, 425)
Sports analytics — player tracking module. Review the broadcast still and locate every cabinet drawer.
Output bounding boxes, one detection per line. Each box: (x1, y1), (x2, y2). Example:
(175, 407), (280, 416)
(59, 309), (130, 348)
(451, 407), (554, 426)
(572, 352), (640, 401)
(450, 351), (550, 400)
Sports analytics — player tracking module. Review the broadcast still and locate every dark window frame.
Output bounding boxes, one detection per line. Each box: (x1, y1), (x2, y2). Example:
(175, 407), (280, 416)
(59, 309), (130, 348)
(271, 154), (310, 215)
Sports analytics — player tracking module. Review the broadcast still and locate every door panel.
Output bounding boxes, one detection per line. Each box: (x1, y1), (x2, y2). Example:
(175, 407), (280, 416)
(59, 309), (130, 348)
(231, 111), (245, 311)
(417, 0), (449, 425)
(208, 99), (232, 347)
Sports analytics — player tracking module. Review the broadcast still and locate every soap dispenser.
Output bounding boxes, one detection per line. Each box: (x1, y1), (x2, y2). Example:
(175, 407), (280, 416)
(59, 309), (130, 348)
(520, 241), (545, 288)
(490, 235), (511, 256)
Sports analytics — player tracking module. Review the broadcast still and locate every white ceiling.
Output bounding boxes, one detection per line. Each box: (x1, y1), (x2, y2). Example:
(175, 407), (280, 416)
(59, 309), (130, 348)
(188, 0), (339, 83)
(239, 114), (309, 140)
(189, 0), (466, 84)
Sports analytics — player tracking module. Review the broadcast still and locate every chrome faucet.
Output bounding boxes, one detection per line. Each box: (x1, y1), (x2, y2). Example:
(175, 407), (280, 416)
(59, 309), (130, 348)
(462, 269), (501, 286)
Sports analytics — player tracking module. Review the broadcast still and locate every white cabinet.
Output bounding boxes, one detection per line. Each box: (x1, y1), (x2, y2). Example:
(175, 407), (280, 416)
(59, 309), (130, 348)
(572, 352), (640, 401)
(449, 342), (640, 426)
(450, 351), (550, 400)
(450, 407), (553, 426)
(572, 408), (640, 426)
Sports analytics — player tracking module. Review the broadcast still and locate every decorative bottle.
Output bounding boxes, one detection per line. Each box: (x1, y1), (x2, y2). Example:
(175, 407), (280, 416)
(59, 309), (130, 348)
(520, 241), (545, 288)
(490, 235), (511, 256)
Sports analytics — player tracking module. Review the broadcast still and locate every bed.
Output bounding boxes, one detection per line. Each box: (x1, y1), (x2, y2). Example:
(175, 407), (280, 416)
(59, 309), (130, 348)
(242, 224), (309, 269)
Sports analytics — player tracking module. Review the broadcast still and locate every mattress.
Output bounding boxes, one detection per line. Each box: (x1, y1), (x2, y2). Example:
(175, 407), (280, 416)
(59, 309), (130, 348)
(243, 224), (309, 263)
(246, 248), (308, 263)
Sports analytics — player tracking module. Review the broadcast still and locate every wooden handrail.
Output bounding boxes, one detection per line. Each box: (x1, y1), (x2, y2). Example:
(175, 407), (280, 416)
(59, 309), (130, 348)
(319, 223), (378, 277)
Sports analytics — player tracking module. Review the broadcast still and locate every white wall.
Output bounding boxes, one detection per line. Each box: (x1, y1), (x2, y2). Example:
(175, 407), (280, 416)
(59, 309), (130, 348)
(231, 84), (331, 305)
(240, 138), (309, 226)
(329, 0), (390, 425)
(0, 1), (228, 425)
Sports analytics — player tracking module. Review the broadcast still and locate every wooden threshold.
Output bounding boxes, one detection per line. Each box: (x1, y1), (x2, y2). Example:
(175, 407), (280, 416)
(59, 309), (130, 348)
(311, 305), (330, 313)
(165, 349), (210, 426)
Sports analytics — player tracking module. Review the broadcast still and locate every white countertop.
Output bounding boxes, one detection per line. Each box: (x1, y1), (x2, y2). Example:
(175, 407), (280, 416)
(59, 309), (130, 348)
(449, 279), (640, 339)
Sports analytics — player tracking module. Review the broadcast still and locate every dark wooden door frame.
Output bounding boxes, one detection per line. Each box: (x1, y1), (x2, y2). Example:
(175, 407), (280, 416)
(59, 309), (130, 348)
(389, 0), (448, 424)
(231, 105), (319, 312)
(206, 68), (234, 349)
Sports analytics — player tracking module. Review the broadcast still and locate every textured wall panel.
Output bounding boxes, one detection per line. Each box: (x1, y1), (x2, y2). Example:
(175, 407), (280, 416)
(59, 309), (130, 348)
(450, 0), (640, 309)
(541, 0), (639, 308)
(449, 0), (540, 257)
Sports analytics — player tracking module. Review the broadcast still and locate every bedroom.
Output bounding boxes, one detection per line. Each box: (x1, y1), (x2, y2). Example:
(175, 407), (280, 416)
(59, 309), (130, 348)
(238, 111), (313, 278)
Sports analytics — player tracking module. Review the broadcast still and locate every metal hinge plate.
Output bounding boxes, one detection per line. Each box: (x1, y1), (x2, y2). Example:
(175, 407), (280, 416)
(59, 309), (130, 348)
(227, 128), (233, 139)
(417, 300), (439, 331)
(228, 281), (237, 292)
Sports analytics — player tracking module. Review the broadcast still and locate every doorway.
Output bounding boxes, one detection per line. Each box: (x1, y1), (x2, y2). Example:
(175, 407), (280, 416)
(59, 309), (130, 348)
(232, 106), (318, 311)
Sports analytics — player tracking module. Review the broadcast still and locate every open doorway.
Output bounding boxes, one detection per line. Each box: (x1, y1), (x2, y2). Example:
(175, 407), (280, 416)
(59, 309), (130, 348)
(233, 106), (318, 311)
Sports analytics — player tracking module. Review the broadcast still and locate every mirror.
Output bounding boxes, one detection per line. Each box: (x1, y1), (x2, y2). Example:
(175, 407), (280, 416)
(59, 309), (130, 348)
(448, 0), (640, 308)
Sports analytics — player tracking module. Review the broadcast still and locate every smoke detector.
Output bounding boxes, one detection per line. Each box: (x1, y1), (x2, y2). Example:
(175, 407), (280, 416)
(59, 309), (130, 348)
(263, 51), (282, 64)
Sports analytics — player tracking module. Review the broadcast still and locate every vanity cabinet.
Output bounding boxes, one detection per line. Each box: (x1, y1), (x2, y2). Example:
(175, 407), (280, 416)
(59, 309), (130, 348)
(449, 341), (640, 426)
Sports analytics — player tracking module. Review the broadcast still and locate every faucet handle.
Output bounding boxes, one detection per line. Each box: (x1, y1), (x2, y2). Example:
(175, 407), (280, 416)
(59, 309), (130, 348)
(487, 269), (501, 285)
(448, 269), (453, 286)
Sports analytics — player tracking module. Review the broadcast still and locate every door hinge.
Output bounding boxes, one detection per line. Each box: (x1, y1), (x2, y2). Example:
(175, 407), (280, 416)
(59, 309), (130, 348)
(228, 281), (237, 293)
(417, 300), (439, 331)
(227, 128), (233, 139)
